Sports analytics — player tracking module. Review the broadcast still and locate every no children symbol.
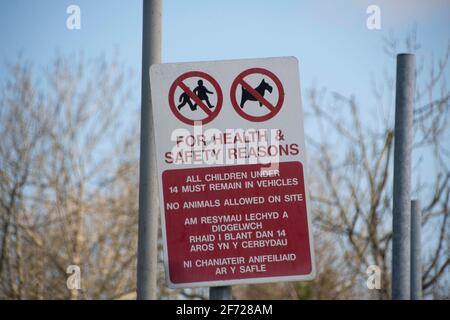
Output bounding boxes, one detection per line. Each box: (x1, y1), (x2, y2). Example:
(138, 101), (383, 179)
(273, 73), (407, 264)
(168, 68), (284, 125)
(168, 71), (223, 126)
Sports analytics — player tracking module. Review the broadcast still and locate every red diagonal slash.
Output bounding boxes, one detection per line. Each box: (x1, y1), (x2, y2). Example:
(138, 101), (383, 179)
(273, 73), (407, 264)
(178, 81), (213, 116)
(238, 79), (277, 112)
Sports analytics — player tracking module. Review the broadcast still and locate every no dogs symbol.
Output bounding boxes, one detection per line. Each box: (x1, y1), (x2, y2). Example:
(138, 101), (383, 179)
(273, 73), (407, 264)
(168, 71), (223, 126)
(230, 68), (284, 122)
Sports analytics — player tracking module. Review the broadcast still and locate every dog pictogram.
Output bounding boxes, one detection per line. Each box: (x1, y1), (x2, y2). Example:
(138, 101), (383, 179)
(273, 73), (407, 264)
(240, 78), (273, 108)
(230, 68), (284, 122)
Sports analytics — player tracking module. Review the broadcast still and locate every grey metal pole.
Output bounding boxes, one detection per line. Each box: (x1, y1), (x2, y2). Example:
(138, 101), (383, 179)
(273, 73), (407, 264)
(392, 53), (415, 300)
(209, 286), (232, 300)
(411, 200), (422, 300)
(137, 0), (162, 300)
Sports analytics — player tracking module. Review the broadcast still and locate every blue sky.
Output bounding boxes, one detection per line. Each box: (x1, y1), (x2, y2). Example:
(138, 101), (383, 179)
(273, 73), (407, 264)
(1, 0), (449, 99)
(0, 0), (449, 186)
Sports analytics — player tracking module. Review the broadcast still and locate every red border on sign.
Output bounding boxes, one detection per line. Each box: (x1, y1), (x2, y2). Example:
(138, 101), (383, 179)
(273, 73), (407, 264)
(168, 71), (223, 126)
(230, 68), (284, 122)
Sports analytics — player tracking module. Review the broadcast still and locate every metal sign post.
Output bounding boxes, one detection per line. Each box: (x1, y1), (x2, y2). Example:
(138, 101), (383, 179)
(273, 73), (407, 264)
(209, 286), (232, 300)
(137, 0), (162, 300)
(392, 53), (415, 300)
(411, 200), (422, 300)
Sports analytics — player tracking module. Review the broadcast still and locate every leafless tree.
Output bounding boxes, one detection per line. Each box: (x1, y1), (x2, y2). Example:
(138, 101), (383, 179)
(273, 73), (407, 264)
(234, 230), (358, 300)
(1, 29), (447, 301)
(0, 54), (215, 300)
(0, 54), (140, 299)
(304, 29), (449, 299)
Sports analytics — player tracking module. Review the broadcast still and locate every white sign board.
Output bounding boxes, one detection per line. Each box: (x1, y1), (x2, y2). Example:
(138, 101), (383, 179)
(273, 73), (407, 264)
(150, 57), (315, 288)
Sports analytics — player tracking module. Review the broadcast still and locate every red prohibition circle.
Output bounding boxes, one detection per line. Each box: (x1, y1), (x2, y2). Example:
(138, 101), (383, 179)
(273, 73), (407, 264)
(230, 67), (284, 122)
(168, 71), (223, 126)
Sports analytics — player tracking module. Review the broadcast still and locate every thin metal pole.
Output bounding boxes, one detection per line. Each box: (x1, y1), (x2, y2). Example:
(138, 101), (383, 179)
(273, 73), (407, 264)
(209, 286), (232, 300)
(137, 0), (162, 300)
(411, 200), (422, 300)
(392, 53), (415, 300)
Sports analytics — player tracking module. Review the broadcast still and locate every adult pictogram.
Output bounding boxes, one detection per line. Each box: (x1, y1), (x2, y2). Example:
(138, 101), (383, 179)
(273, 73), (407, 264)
(168, 71), (223, 125)
(230, 67), (284, 122)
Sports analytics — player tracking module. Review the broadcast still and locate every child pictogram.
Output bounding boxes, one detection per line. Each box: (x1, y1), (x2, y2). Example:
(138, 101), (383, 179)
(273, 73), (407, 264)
(194, 80), (215, 109)
(177, 91), (197, 111)
(168, 71), (223, 126)
(177, 80), (215, 111)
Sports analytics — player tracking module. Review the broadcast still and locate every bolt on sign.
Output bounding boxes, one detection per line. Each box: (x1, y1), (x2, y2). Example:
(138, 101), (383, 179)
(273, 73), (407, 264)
(150, 57), (315, 288)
